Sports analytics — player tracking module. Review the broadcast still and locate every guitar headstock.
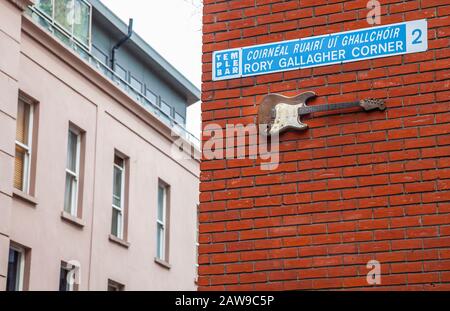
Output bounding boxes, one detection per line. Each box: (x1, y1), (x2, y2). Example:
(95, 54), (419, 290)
(360, 98), (386, 111)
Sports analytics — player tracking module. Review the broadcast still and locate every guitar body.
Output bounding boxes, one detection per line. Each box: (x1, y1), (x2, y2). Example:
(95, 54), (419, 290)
(258, 92), (316, 136)
(258, 92), (385, 136)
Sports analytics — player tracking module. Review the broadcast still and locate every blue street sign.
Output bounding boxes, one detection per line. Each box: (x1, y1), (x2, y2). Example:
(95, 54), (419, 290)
(212, 19), (428, 81)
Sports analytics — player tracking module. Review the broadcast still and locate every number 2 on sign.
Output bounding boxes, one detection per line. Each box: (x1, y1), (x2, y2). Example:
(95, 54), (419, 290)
(412, 29), (423, 44)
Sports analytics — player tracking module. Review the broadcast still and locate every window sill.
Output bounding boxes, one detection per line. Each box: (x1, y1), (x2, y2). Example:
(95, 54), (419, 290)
(12, 189), (38, 206)
(154, 258), (171, 270)
(109, 234), (130, 249)
(60, 211), (85, 228)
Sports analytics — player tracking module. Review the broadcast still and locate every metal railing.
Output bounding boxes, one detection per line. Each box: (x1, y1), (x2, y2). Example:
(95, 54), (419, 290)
(27, 7), (200, 147)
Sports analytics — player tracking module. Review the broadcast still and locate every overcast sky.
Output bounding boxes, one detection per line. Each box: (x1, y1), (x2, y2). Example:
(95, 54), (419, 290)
(101, 0), (202, 138)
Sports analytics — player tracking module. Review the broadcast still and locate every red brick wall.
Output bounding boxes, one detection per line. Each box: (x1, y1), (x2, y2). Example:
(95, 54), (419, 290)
(199, 0), (450, 290)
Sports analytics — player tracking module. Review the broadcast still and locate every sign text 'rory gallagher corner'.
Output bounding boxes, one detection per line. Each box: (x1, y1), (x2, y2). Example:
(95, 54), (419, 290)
(212, 19), (428, 81)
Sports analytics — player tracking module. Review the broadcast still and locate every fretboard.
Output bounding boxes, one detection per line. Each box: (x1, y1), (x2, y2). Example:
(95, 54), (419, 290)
(298, 101), (361, 115)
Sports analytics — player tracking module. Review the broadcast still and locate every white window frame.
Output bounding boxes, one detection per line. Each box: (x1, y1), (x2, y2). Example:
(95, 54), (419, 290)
(15, 97), (34, 194)
(8, 246), (25, 291)
(65, 127), (81, 217)
(112, 156), (125, 240)
(156, 183), (168, 261)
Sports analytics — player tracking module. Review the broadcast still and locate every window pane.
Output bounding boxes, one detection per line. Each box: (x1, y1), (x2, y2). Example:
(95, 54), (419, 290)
(115, 64), (127, 81)
(16, 100), (30, 145)
(145, 89), (158, 106)
(111, 208), (122, 237)
(157, 185), (165, 222)
(54, 0), (74, 32)
(73, 0), (90, 46)
(130, 76), (142, 93)
(113, 196), (121, 209)
(159, 101), (172, 124)
(92, 45), (108, 65)
(114, 155), (124, 167)
(64, 173), (75, 213)
(66, 130), (78, 172)
(175, 112), (185, 125)
(54, 26), (72, 45)
(111, 209), (118, 236)
(156, 225), (164, 259)
(160, 101), (172, 117)
(35, 0), (53, 16)
(6, 249), (21, 291)
(14, 146), (26, 191)
(113, 166), (122, 207)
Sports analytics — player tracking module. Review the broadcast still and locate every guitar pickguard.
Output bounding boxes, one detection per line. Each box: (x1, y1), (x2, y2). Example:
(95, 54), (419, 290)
(269, 103), (308, 136)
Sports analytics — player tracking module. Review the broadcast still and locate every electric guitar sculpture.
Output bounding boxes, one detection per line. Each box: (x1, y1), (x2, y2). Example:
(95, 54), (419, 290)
(258, 91), (386, 136)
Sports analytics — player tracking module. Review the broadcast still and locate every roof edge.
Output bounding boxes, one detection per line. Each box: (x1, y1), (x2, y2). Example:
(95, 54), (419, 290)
(90, 0), (201, 105)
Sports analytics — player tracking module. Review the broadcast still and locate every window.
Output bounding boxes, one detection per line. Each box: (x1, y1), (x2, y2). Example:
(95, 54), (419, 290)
(156, 181), (170, 262)
(159, 100), (172, 125)
(107, 279), (124, 291)
(115, 64), (127, 80)
(114, 64), (127, 86)
(111, 154), (126, 240)
(160, 100), (172, 117)
(64, 127), (81, 217)
(14, 96), (34, 193)
(6, 246), (25, 291)
(130, 75), (143, 101)
(59, 262), (78, 291)
(35, 0), (52, 16)
(143, 88), (159, 115)
(130, 75), (143, 93)
(174, 111), (185, 125)
(72, 0), (91, 46)
(59, 264), (70, 291)
(92, 44), (108, 65)
(145, 88), (158, 106)
(54, 0), (72, 31)
(34, 0), (92, 48)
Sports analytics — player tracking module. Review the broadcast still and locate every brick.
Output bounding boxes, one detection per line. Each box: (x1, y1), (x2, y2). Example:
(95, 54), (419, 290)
(226, 263), (253, 274)
(210, 275), (239, 285)
(200, 0), (450, 291)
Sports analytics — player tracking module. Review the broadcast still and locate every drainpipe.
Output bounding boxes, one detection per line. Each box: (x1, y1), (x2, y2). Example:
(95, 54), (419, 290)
(111, 18), (134, 71)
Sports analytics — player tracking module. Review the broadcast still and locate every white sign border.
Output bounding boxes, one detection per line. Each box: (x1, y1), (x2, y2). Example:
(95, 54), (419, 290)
(211, 19), (428, 81)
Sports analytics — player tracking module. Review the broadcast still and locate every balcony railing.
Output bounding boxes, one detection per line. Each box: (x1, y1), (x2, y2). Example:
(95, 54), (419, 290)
(27, 6), (200, 148)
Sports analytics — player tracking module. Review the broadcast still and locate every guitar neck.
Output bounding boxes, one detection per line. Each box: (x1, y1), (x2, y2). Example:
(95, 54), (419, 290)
(298, 101), (361, 115)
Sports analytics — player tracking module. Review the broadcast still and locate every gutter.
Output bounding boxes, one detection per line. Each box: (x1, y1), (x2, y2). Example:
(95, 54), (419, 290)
(111, 18), (133, 71)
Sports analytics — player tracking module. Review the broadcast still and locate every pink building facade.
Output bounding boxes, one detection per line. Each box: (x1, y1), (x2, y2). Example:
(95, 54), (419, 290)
(0, 0), (200, 291)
